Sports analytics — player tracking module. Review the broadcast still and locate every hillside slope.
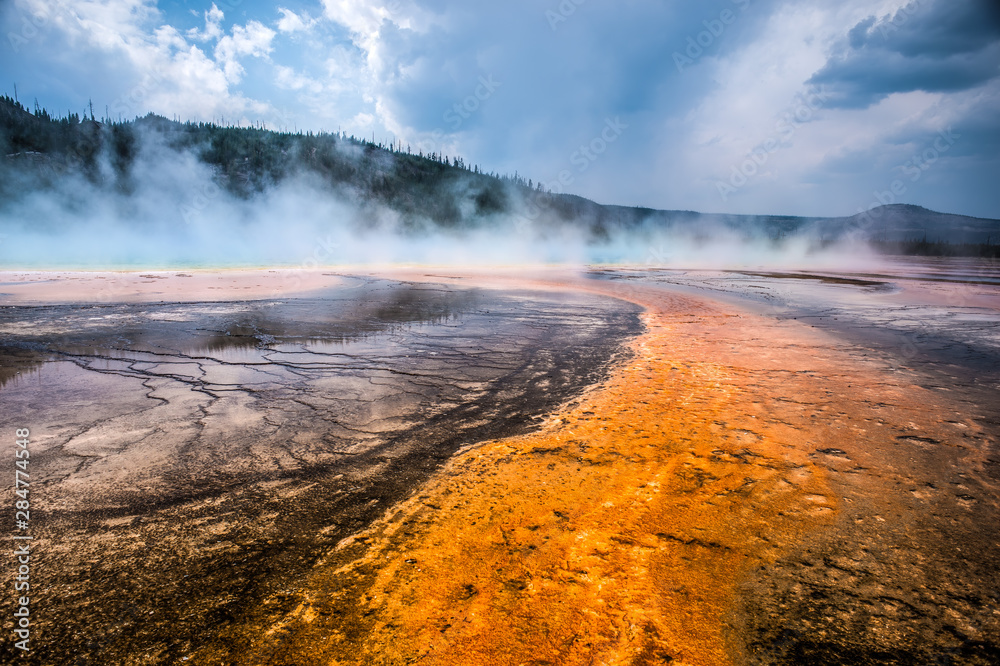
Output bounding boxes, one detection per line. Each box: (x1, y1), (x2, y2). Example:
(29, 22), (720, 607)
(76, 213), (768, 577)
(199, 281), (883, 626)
(2, 96), (998, 251)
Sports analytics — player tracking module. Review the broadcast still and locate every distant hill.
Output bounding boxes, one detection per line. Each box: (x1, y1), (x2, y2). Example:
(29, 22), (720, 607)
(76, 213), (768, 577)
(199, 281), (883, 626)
(819, 204), (1000, 245)
(2, 95), (998, 252)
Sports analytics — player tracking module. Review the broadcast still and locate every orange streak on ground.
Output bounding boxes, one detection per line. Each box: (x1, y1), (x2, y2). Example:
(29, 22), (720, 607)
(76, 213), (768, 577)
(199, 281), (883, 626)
(250, 280), (845, 666)
(9, 269), (997, 663)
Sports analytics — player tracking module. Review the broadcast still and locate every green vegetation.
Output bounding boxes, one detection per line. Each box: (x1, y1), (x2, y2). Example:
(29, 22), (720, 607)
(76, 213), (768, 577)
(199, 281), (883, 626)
(0, 94), (533, 229)
(870, 238), (1000, 259)
(2, 95), (998, 255)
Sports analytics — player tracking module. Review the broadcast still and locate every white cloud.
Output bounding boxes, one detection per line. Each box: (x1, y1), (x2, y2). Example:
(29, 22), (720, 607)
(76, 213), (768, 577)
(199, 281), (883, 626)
(644, 0), (927, 215)
(274, 65), (323, 94)
(5, 0), (997, 218)
(350, 111), (375, 128)
(9, 0), (277, 124)
(320, 0), (394, 40)
(316, 0), (442, 134)
(29, 0), (156, 50)
(186, 3), (223, 42)
(214, 20), (276, 83)
(275, 7), (315, 34)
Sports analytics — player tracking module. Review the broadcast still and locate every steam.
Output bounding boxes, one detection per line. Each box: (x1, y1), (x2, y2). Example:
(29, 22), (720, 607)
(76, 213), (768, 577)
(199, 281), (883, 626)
(0, 124), (878, 270)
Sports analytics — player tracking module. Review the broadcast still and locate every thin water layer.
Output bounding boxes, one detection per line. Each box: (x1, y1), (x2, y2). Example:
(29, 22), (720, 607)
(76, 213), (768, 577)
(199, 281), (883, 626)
(3, 265), (999, 664)
(0, 277), (641, 664)
(581, 263), (1000, 664)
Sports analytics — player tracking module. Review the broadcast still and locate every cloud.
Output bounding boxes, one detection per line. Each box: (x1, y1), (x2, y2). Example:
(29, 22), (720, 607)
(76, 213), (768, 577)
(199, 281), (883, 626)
(214, 20), (276, 83)
(275, 7), (315, 34)
(274, 65), (323, 94)
(2, 0), (999, 218)
(186, 3), (223, 42)
(321, 0), (393, 38)
(809, 0), (1000, 108)
(4, 0), (282, 123)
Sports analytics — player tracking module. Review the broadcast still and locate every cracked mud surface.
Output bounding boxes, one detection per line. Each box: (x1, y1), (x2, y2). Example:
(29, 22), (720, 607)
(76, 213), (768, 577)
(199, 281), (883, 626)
(0, 276), (641, 664)
(1, 262), (998, 665)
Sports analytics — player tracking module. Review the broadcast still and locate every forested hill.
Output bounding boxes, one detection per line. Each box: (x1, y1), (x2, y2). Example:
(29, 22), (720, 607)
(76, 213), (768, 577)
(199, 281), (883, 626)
(2, 94), (998, 253)
(0, 94), (531, 230)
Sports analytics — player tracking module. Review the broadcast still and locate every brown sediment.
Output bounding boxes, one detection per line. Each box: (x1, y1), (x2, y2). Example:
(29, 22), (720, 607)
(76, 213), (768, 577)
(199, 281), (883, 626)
(0, 275), (642, 664)
(236, 270), (1000, 664)
(8, 268), (995, 663)
(239, 280), (853, 666)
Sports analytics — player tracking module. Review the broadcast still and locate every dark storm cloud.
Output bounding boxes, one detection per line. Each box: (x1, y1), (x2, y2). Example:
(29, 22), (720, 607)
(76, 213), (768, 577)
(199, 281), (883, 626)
(809, 0), (1000, 108)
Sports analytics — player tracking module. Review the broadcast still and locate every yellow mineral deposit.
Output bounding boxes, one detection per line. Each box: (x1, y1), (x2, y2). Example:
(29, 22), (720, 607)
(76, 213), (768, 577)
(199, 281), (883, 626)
(20, 269), (984, 664)
(249, 277), (860, 666)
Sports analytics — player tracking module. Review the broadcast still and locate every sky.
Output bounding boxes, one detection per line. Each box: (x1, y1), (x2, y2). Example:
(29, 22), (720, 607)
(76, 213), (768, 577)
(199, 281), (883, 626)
(2, 0), (999, 219)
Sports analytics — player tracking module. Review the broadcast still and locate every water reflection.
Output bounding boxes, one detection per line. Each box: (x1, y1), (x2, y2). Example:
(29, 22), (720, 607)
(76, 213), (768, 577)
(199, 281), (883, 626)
(0, 347), (47, 389)
(0, 281), (486, 364)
